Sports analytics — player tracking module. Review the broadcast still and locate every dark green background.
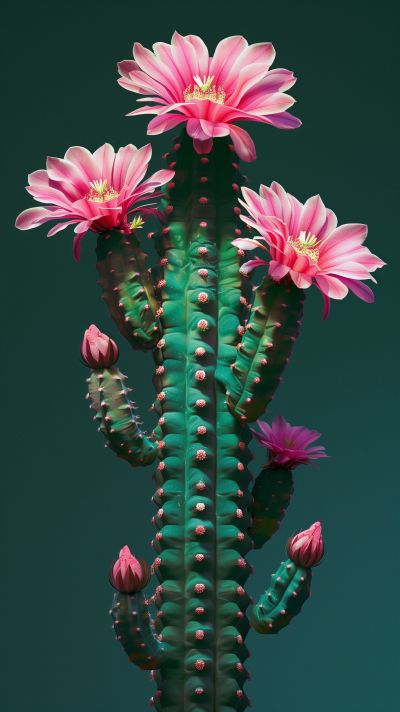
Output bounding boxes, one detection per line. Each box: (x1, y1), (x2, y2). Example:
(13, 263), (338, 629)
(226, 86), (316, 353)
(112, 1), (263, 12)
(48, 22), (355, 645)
(2, 0), (398, 710)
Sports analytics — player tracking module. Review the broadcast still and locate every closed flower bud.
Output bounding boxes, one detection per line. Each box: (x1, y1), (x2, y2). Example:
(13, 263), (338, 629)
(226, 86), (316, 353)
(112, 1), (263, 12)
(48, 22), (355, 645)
(287, 521), (324, 568)
(109, 545), (150, 593)
(81, 324), (119, 369)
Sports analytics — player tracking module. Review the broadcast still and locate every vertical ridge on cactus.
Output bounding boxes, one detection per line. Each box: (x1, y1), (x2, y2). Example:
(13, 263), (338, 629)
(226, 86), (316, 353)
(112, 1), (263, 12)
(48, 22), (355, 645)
(15, 31), (386, 712)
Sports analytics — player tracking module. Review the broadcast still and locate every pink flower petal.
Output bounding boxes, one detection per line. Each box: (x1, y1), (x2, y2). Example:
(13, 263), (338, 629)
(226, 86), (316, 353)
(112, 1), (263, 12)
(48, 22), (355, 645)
(321, 291), (331, 320)
(115, 143), (152, 192)
(126, 103), (164, 117)
(228, 125), (256, 162)
(16, 206), (67, 230)
(199, 119), (230, 138)
(186, 119), (209, 141)
(185, 34), (210, 76)
(339, 277), (375, 303)
(47, 220), (80, 237)
(269, 260), (290, 281)
(315, 274), (349, 300)
(264, 111), (302, 129)
(289, 269), (313, 289)
(240, 258), (269, 274)
(298, 194), (328, 236)
(93, 143), (116, 181)
(46, 156), (87, 192)
(227, 63), (272, 106)
(134, 42), (183, 98)
(170, 31), (198, 87)
(232, 237), (262, 250)
(117, 59), (139, 78)
(147, 113), (187, 135)
(210, 35), (248, 89)
(64, 146), (98, 181)
(193, 137), (213, 154)
(72, 221), (91, 261)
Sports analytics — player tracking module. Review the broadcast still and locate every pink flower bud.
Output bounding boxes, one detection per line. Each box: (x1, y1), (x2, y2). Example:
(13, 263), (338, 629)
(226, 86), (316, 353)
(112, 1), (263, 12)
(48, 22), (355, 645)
(109, 545), (150, 594)
(287, 521), (324, 568)
(81, 324), (119, 369)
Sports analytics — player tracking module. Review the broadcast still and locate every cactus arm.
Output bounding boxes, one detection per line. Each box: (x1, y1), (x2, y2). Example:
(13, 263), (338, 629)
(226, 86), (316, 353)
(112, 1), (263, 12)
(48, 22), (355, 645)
(88, 366), (158, 466)
(249, 467), (294, 549)
(96, 231), (161, 350)
(226, 278), (304, 422)
(110, 591), (169, 669)
(249, 558), (311, 634)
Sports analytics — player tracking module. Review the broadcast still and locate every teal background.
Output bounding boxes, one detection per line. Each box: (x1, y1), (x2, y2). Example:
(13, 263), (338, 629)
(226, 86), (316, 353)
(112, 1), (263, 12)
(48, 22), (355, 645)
(2, 0), (398, 710)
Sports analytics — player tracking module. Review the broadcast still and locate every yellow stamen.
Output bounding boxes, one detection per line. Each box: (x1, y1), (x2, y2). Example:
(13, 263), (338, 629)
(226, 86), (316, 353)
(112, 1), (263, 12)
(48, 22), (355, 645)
(288, 230), (320, 262)
(86, 179), (118, 202)
(184, 74), (225, 104)
(130, 215), (145, 230)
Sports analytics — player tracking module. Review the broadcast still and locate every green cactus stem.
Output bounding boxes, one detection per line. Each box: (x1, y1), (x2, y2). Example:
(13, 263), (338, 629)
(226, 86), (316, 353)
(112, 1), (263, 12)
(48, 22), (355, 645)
(226, 277), (304, 422)
(87, 131), (318, 712)
(249, 558), (312, 635)
(145, 133), (253, 711)
(249, 467), (294, 549)
(110, 591), (168, 669)
(96, 232), (161, 350)
(88, 366), (158, 466)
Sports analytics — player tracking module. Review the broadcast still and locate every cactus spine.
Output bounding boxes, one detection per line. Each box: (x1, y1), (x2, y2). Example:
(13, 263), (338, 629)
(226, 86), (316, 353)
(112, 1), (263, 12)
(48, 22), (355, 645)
(87, 132), (314, 712)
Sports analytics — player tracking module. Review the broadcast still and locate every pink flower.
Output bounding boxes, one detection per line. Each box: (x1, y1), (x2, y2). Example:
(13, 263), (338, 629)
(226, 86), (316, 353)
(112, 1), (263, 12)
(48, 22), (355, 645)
(118, 32), (301, 162)
(81, 324), (119, 369)
(233, 182), (385, 318)
(109, 545), (151, 594)
(251, 415), (327, 469)
(15, 143), (174, 260)
(287, 522), (324, 568)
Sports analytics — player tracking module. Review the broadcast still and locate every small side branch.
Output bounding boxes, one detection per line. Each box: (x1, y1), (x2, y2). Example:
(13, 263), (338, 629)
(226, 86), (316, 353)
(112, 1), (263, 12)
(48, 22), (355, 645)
(249, 559), (312, 635)
(110, 591), (167, 669)
(249, 466), (294, 549)
(226, 277), (304, 422)
(88, 367), (158, 467)
(96, 231), (161, 350)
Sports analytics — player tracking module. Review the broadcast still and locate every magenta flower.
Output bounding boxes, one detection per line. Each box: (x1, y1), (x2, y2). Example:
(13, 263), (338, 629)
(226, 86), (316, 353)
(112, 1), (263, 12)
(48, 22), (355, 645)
(233, 182), (385, 318)
(15, 143), (174, 260)
(109, 545), (151, 594)
(117, 32), (301, 162)
(287, 522), (324, 568)
(251, 415), (327, 469)
(81, 324), (119, 369)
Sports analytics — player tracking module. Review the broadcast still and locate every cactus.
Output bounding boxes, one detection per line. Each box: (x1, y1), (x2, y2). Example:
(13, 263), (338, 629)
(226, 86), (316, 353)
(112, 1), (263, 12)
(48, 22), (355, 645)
(15, 31), (385, 712)
(84, 133), (324, 711)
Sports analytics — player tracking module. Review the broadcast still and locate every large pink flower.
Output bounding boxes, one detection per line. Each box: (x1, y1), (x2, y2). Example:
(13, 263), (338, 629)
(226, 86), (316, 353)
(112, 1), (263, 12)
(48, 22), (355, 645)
(15, 143), (174, 260)
(233, 182), (385, 318)
(117, 32), (301, 162)
(251, 416), (327, 469)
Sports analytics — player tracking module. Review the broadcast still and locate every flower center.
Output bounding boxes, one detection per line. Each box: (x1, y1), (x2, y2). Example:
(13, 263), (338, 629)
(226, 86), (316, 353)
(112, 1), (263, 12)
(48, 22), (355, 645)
(288, 230), (320, 262)
(86, 179), (118, 202)
(284, 437), (295, 448)
(130, 215), (145, 230)
(184, 74), (225, 104)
